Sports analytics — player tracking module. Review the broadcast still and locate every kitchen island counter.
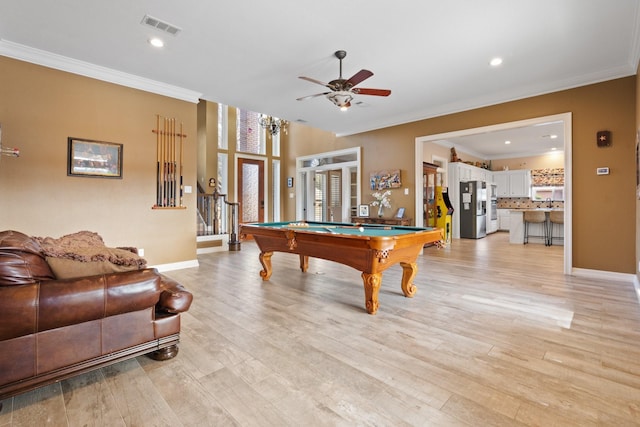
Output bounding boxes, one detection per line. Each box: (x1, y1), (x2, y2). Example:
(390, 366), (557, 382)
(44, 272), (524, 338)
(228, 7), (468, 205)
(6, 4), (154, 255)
(508, 209), (564, 244)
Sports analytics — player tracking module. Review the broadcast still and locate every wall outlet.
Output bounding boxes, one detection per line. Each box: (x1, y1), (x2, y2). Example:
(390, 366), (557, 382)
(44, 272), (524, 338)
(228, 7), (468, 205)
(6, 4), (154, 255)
(184, 185), (192, 193)
(138, 248), (145, 257)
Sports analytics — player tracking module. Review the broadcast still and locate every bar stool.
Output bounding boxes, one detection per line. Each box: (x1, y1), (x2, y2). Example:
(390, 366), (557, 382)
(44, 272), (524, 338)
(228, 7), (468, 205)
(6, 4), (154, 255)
(549, 210), (564, 245)
(523, 211), (549, 245)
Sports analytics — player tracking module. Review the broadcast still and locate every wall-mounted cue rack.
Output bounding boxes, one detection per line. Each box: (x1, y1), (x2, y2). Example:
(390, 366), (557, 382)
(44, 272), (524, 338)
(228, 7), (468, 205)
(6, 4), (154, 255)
(152, 115), (187, 209)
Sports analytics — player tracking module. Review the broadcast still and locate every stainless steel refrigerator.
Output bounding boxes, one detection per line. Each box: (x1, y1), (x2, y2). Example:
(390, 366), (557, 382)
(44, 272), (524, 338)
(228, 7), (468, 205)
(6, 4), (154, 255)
(459, 181), (486, 239)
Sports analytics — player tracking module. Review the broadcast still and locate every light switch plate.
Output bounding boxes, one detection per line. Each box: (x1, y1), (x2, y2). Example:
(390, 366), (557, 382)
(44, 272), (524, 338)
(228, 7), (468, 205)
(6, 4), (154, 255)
(596, 167), (609, 175)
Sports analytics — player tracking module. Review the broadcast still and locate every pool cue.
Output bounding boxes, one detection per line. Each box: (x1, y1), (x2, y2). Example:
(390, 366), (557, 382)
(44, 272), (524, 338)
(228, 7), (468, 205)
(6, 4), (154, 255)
(170, 118), (175, 206)
(161, 117), (165, 206)
(163, 117), (168, 206)
(167, 118), (172, 206)
(173, 119), (177, 206)
(352, 223), (392, 230)
(167, 117), (171, 206)
(172, 119), (177, 206)
(179, 121), (184, 207)
(156, 115), (161, 207)
(166, 118), (170, 207)
(160, 117), (164, 207)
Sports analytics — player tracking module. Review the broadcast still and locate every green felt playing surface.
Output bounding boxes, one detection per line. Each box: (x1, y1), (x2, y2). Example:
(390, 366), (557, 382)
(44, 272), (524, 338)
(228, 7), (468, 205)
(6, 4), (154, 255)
(251, 221), (436, 237)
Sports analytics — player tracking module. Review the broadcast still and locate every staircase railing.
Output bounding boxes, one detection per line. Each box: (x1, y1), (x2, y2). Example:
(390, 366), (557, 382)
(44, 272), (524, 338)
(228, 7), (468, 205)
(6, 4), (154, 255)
(197, 185), (241, 251)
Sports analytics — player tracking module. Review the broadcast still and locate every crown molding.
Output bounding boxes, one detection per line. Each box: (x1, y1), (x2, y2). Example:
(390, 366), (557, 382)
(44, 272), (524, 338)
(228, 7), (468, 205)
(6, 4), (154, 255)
(0, 39), (202, 103)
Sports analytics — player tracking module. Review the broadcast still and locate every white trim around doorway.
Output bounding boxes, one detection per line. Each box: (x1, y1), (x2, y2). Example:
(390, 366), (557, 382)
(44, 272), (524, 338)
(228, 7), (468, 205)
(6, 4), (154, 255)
(414, 112), (573, 275)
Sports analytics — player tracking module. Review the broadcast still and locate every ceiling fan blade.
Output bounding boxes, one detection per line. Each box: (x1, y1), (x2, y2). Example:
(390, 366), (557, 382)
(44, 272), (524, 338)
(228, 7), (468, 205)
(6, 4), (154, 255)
(296, 92), (330, 101)
(346, 69), (373, 87)
(352, 87), (391, 96)
(299, 76), (331, 88)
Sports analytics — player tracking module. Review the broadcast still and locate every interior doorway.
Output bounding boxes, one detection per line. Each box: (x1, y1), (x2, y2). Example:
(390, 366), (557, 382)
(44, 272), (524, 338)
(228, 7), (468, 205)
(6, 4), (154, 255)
(238, 157), (265, 223)
(414, 113), (573, 275)
(312, 170), (343, 222)
(295, 147), (361, 222)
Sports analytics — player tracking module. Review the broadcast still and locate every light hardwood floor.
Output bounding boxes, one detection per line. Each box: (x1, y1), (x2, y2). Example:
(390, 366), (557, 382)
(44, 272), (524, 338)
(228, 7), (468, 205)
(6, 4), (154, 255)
(2, 232), (640, 426)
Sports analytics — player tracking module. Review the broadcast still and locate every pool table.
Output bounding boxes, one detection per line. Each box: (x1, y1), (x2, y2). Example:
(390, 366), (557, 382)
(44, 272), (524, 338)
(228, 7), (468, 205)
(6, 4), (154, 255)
(239, 221), (444, 314)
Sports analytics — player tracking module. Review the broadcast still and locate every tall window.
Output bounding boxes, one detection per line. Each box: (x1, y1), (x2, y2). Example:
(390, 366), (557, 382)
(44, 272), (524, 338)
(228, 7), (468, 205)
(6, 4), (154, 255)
(218, 104), (228, 149)
(272, 159), (280, 221)
(236, 109), (266, 155)
(272, 130), (280, 157)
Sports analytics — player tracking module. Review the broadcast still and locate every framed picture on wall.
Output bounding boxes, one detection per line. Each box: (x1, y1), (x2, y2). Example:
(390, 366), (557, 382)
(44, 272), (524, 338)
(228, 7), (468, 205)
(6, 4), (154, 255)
(67, 137), (123, 178)
(370, 169), (401, 190)
(358, 204), (370, 217)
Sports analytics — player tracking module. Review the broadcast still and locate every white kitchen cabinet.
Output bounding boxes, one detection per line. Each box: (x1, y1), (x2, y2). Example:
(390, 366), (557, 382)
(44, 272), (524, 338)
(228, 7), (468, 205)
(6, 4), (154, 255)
(493, 170), (531, 198)
(494, 173), (509, 197)
(449, 162), (491, 183)
(497, 209), (511, 231)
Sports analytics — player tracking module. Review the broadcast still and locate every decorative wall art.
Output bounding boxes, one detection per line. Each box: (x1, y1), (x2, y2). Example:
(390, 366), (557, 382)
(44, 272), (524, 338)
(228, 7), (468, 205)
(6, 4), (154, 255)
(370, 169), (401, 190)
(67, 138), (122, 178)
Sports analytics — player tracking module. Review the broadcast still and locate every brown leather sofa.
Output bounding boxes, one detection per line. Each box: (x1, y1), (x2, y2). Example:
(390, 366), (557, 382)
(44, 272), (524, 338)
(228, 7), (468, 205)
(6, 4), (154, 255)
(0, 230), (193, 401)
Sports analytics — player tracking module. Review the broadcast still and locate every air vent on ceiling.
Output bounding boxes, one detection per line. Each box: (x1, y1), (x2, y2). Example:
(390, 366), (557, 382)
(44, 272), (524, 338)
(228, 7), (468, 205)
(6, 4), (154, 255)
(141, 14), (182, 36)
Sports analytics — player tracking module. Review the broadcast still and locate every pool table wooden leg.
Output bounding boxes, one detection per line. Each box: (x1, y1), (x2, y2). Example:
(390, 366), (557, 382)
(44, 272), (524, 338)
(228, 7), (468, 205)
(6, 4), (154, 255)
(259, 251), (273, 280)
(399, 261), (418, 297)
(361, 272), (382, 314)
(299, 255), (309, 272)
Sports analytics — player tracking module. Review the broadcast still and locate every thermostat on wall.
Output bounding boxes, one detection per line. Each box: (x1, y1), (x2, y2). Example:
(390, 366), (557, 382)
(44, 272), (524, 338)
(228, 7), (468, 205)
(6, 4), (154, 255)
(596, 167), (609, 175)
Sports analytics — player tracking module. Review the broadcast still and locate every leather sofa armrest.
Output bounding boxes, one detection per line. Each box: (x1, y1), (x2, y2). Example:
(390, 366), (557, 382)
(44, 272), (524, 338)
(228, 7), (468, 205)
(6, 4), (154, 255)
(157, 274), (193, 314)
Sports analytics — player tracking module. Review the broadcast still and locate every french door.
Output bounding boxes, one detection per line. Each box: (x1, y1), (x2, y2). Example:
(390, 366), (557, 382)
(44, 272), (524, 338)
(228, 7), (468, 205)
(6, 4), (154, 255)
(238, 158), (264, 223)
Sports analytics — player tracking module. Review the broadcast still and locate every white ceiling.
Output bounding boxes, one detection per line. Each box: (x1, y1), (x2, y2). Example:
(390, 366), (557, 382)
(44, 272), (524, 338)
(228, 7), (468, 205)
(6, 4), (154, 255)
(436, 120), (565, 160)
(0, 1), (639, 141)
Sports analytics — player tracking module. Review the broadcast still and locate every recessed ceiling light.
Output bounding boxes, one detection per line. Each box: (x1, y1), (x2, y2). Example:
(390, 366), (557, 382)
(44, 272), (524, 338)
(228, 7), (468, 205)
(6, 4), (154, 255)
(490, 57), (503, 67)
(149, 38), (164, 48)
(550, 134), (558, 139)
(504, 140), (511, 145)
(551, 147), (557, 151)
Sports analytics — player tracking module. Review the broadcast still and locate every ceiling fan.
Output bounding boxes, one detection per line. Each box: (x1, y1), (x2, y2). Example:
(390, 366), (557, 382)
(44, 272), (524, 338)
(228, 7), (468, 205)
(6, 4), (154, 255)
(297, 50), (391, 110)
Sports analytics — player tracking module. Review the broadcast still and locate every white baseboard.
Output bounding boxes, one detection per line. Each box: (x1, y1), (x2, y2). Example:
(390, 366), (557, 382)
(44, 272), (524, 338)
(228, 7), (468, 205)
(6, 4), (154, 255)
(571, 267), (635, 283)
(150, 259), (199, 273)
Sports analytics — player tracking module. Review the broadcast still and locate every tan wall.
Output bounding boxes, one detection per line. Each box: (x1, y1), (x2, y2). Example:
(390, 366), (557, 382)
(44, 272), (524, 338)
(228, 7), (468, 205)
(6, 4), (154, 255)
(196, 101), (220, 194)
(636, 63), (640, 280)
(422, 142), (452, 165)
(0, 57), (198, 266)
(286, 77), (636, 274)
(282, 123), (339, 220)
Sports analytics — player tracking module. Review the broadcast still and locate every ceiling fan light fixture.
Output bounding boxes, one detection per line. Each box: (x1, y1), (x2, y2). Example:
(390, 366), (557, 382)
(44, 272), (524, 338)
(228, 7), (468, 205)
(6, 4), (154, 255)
(327, 91), (353, 108)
